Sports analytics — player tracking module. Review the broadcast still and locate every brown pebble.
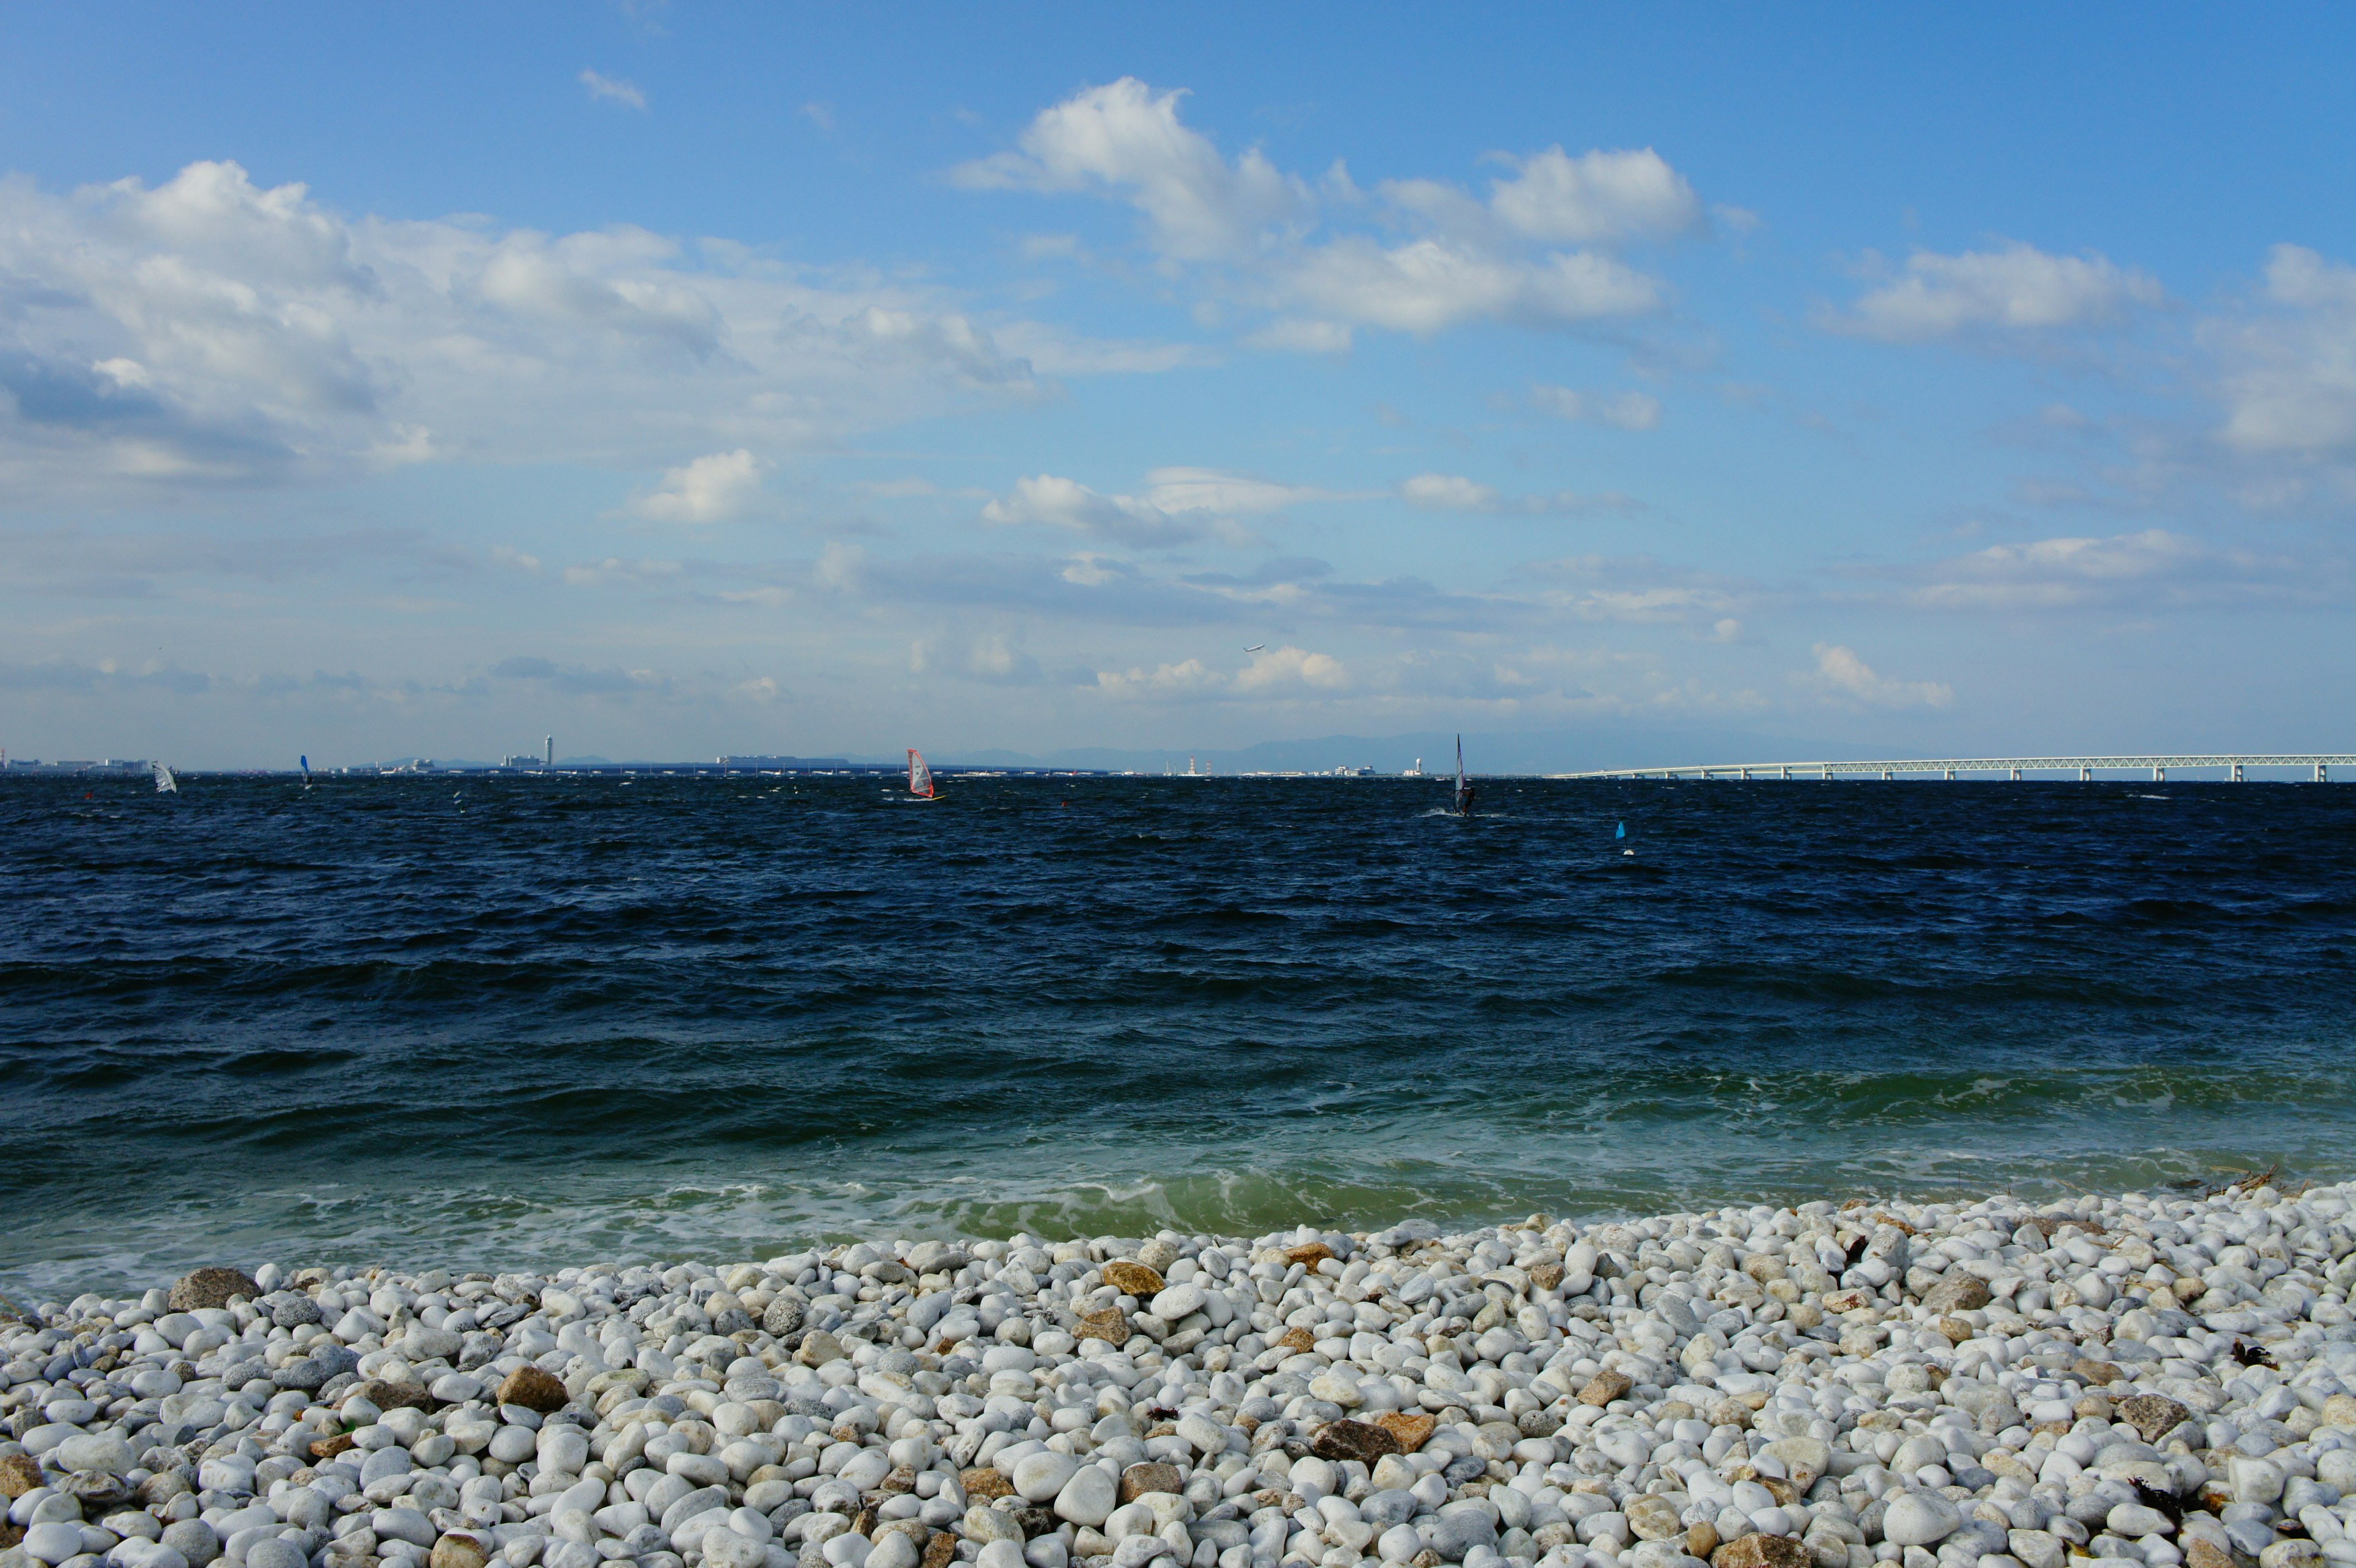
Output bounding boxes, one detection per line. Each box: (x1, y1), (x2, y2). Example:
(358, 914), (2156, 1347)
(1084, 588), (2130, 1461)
(960, 1467), (1014, 1501)
(0, 1454), (40, 1500)
(1309, 1419), (1401, 1464)
(1118, 1462), (1185, 1502)
(167, 1267), (261, 1312)
(1579, 1370), (1633, 1406)
(1712, 1534), (1811, 1568)
(1371, 1412), (1436, 1453)
(495, 1366), (569, 1413)
(1102, 1261), (1165, 1297)
(1283, 1242), (1335, 1267)
(1276, 1327), (1315, 1353)
(2117, 1394), (2192, 1445)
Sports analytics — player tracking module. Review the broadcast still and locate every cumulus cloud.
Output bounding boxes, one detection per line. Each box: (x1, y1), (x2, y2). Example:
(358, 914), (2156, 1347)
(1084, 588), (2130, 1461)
(631, 449), (770, 523)
(579, 70), (647, 110)
(982, 466), (1348, 547)
(1826, 242), (2162, 342)
(1398, 473), (1633, 514)
(0, 159), (1191, 497)
(980, 474), (1204, 547)
(1530, 384), (1661, 430)
(950, 79), (1312, 261)
(957, 79), (1696, 345)
(1093, 643), (1347, 701)
(1810, 643), (1953, 709)
(2209, 245), (2356, 458)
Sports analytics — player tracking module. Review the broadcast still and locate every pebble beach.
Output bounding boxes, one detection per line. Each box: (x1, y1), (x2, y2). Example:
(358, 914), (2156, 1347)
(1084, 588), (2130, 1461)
(6, 1183), (2355, 1568)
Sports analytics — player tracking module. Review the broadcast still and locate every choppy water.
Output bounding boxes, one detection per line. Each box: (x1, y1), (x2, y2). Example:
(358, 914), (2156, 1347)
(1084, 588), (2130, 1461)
(4, 772), (2352, 1295)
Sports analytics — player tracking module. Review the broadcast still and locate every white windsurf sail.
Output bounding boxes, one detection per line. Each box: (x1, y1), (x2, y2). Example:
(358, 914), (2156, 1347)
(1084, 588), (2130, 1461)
(1453, 735), (1472, 816)
(152, 761), (178, 793)
(907, 748), (936, 799)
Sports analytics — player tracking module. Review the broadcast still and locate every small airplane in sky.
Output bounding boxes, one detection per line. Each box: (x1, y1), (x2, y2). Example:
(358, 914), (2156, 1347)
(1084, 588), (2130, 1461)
(1242, 644), (1265, 652)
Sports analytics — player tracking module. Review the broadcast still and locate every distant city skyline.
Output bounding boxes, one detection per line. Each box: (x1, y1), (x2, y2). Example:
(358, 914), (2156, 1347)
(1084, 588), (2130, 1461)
(4, 5), (2354, 768)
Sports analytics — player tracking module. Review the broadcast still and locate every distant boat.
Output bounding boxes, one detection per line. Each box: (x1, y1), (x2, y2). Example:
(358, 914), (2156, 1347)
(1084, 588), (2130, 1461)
(907, 748), (941, 801)
(152, 762), (178, 794)
(1618, 819), (1634, 856)
(299, 754), (312, 788)
(1452, 736), (1475, 817)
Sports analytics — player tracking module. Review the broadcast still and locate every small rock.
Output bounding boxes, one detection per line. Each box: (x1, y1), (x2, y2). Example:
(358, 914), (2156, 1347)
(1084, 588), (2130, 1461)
(1284, 1242), (1335, 1267)
(1101, 1262), (1164, 1297)
(1881, 1494), (1960, 1548)
(961, 1468), (1014, 1502)
(1011, 1451), (1077, 1503)
(1053, 1466), (1117, 1528)
(167, 1267), (261, 1312)
(1371, 1412), (1436, 1453)
(2117, 1394), (2191, 1445)
(1147, 1283), (1205, 1322)
(1528, 1263), (1566, 1292)
(763, 1298), (804, 1337)
(0, 1453), (45, 1497)
(1310, 1420), (1401, 1465)
(2184, 1540), (2237, 1568)
(496, 1366), (568, 1413)
(1276, 1327), (1315, 1353)
(1117, 1464), (1185, 1503)
(1712, 1534), (1810, 1568)
(1626, 1497), (1683, 1542)
(360, 1378), (435, 1411)
(1074, 1310), (1130, 1347)
(1920, 1276), (1992, 1313)
(1580, 1370), (1633, 1407)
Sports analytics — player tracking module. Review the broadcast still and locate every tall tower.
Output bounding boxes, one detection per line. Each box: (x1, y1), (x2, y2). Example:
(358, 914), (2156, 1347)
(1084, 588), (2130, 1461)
(545, 735), (553, 769)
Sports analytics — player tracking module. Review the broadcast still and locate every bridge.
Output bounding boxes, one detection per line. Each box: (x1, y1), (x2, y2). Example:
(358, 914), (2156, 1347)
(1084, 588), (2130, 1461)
(1553, 753), (2356, 782)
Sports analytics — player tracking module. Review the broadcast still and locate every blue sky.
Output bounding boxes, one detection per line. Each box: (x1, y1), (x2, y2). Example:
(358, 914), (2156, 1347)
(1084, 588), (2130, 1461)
(3, 3), (2354, 768)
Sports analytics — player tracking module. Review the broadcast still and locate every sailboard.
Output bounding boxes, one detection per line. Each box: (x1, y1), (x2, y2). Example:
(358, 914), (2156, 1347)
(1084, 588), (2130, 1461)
(299, 754), (312, 788)
(907, 748), (941, 801)
(1618, 818), (1634, 856)
(1452, 735), (1474, 817)
(152, 762), (178, 794)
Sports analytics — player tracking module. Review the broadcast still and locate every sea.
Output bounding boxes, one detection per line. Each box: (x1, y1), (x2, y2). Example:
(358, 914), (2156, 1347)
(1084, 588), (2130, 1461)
(4, 772), (2352, 1297)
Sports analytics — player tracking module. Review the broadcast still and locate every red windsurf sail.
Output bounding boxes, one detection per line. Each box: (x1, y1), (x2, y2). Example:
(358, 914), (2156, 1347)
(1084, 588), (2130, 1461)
(907, 748), (936, 799)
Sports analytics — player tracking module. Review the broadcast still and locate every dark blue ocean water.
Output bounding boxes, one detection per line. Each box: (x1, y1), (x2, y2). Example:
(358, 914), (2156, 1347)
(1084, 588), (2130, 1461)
(3, 773), (2352, 1294)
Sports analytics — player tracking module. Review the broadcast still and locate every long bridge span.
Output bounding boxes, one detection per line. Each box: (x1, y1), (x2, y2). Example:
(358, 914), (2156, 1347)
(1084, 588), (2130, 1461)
(1554, 753), (2356, 782)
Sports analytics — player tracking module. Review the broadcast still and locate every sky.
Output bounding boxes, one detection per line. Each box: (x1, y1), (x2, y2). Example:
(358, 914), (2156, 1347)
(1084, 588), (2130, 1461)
(2, 2), (2354, 770)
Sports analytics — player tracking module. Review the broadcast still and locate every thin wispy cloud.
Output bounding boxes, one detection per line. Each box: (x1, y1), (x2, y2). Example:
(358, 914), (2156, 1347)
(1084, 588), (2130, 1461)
(579, 69), (647, 110)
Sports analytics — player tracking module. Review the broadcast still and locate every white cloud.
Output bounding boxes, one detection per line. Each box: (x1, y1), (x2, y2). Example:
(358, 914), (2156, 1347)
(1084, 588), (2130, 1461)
(1093, 643), (1347, 701)
(1529, 383), (1662, 429)
(1811, 643), (1954, 709)
(2209, 245), (2356, 458)
(632, 448), (770, 523)
(950, 79), (1312, 262)
(801, 102), (835, 133)
(980, 474), (1203, 547)
(0, 159), (1159, 498)
(1480, 147), (1703, 245)
(982, 466), (1347, 547)
(1281, 237), (1662, 335)
(1233, 644), (1349, 692)
(1140, 466), (1347, 515)
(579, 70), (647, 110)
(959, 79), (1693, 344)
(1398, 472), (1633, 514)
(1827, 243), (2161, 343)
(1899, 528), (2317, 610)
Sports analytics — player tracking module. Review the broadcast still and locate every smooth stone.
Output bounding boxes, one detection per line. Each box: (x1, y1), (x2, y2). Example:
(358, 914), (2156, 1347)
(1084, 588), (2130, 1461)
(1882, 1494), (1962, 1548)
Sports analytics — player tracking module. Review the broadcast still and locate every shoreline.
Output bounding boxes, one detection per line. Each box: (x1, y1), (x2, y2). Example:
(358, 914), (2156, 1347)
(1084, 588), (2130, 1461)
(4, 1182), (2352, 1568)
